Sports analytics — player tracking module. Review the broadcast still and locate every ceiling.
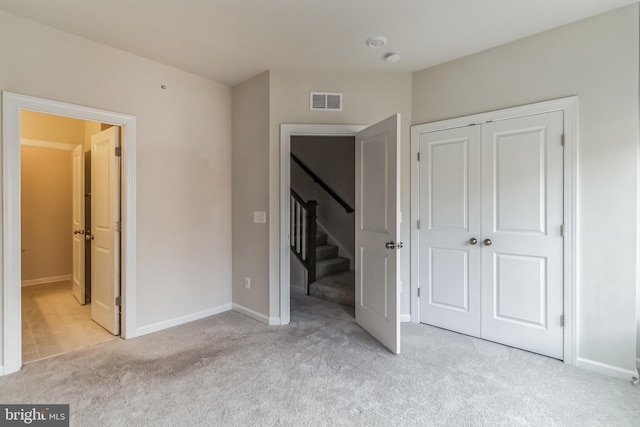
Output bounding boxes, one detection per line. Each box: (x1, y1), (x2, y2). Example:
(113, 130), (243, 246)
(0, 0), (636, 86)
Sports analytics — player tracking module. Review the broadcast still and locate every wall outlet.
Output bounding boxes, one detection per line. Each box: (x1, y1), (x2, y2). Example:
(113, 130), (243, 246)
(244, 276), (251, 289)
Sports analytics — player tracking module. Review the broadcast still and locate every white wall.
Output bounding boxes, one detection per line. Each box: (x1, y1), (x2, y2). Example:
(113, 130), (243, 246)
(269, 69), (413, 320)
(0, 9), (232, 365)
(412, 5), (639, 374)
(231, 71), (271, 319)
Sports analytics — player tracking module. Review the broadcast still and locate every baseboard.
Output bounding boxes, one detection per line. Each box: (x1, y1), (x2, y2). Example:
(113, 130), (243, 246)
(0, 365), (4, 376)
(21, 274), (71, 287)
(576, 357), (639, 381)
(232, 303), (280, 325)
(400, 314), (411, 323)
(135, 303), (232, 337)
(636, 358), (640, 369)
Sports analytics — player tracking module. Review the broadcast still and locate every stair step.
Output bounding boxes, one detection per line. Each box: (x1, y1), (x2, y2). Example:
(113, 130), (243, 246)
(315, 232), (327, 246)
(310, 270), (355, 306)
(316, 257), (350, 279)
(316, 245), (338, 261)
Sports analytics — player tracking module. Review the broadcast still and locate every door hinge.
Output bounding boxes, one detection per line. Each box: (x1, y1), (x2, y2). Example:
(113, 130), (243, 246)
(115, 146), (122, 157)
(561, 134), (565, 147)
(417, 152), (420, 162)
(561, 224), (566, 237)
(560, 314), (565, 327)
(417, 288), (421, 297)
(116, 221), (121, 232)
(417, 219), (420, 230)
(115, 296), (122, 306)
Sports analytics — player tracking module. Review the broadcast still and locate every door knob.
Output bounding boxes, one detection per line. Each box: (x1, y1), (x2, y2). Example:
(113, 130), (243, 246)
(385, 241), (396, 249)
(85, 233), (94, 241)
(469, 238), (478, 245)
(483, 238), (492, 246)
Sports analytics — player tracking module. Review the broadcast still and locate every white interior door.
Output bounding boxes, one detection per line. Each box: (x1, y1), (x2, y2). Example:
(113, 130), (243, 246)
(91, 127), (120, 335)
(481, 111), (564, 359)
(355, 114), (401, 354)
(71, 144), (85, 305)
(419, 126), (482, 336)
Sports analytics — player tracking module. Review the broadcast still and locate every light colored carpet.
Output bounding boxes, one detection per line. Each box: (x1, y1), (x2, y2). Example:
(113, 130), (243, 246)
(1, 289), (639, 426)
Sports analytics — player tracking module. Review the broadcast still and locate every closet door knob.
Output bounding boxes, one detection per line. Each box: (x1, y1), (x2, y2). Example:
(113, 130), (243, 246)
(469, 238), (478, 245)
(483, 239), (492, 246)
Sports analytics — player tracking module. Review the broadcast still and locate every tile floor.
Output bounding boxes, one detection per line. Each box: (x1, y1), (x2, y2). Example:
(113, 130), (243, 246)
(22, 281), (117, 363)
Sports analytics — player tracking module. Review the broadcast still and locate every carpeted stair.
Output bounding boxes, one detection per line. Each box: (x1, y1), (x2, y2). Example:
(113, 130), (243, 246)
(310, 230), (354, 306)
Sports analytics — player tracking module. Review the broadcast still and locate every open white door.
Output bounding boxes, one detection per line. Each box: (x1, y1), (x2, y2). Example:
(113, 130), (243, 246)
(71, 145), (86, 305)
(355, 114), (401, 354)
(91, 127), (120, 335)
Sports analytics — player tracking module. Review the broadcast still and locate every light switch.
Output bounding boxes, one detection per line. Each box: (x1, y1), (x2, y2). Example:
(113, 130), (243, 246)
(254, 211), (267, 223)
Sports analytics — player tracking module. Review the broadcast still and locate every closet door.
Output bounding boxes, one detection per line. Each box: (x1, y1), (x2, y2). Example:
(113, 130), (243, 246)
(419, 126), (482, 337)
(480, 111), (564, 359)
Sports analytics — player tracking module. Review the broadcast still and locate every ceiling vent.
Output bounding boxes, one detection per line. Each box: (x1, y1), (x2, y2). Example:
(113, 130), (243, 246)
(310, 92), (343, 111)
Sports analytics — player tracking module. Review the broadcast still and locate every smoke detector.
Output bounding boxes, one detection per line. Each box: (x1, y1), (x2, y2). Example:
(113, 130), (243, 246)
(385, 51), (401, 63)
(366, 36), (387, 48)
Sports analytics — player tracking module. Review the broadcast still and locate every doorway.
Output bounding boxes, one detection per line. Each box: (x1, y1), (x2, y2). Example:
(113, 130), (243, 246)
(2, 92), (137, 375)
(280, 116), (402, 354)
(280, 125), (364, 326)
(289, 135), (356, 310)
(20, 112), (119, 363)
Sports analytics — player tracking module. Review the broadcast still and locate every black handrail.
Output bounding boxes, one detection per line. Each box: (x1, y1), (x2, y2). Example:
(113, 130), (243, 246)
(291, 154), (354, 214)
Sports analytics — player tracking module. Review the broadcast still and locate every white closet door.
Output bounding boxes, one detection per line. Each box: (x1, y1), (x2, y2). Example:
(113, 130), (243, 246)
(480, 111), (564, 359)
(419, 126), (482, 336)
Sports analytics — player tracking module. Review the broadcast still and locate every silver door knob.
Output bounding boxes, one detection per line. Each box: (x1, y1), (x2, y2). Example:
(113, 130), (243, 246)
(385, 241), (396, 249)
(85, 233), (94, 241)
(483, 238), (492, 246)
(469, 238), (478, 245)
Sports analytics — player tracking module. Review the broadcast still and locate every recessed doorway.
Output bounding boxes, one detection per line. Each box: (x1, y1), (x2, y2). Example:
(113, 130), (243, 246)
(20, 111), (119, 363)
(2, 92), (137, 376)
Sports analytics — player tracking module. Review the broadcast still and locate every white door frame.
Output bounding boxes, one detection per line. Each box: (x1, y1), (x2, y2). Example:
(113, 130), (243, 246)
(410, 96), (578, 365)
(2, 92), (137, 375)
(279, 124), (364, 325)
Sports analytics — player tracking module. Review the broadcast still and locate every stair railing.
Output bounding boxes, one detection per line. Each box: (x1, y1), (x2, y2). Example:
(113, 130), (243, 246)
(290, 189), (317, 294)
(291, 154), (354, 214)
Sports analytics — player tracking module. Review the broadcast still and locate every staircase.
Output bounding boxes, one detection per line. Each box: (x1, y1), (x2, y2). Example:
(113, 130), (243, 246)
(310, 230), (354, 306)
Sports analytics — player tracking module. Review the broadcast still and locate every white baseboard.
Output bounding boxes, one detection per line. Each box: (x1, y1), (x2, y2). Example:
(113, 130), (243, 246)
(135, 303), (232, 337)
(0, 365), (4, 376)
(576, 357), (639, 381)
(636, 358), (640, 369)
(232, 303), (280, 325)
(21, 274), (71, 287)
(400, 314), (411, 323)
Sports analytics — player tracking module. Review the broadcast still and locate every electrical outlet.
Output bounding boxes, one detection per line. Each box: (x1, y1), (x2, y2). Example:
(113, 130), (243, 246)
(244, 276), (251, 289)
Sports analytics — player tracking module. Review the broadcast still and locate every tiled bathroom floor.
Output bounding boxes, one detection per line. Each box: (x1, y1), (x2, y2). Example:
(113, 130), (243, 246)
(22, 281), (117, 363)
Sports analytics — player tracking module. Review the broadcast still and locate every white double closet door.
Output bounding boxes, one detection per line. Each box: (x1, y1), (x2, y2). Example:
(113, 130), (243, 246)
(418, 111), (564, 359)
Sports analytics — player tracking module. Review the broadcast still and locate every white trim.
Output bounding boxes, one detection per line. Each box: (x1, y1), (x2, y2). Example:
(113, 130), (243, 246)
(233, 303), (280, 325)
(20, 138), (79, 151)
(136, 304), (232, 337)
(400, 314), (411, 323)
(576, 357), (639, 381)
(21, 275), (72, 287)
(2, 91), (137, 376)
(636, 358), (640, 369)
(280, 124), (365, 326)
(410, 96), (578, 366)
(0, 365), (3, 376)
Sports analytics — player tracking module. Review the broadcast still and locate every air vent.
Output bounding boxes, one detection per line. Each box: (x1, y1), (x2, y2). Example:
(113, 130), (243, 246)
(310, 92), (343, 111)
